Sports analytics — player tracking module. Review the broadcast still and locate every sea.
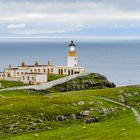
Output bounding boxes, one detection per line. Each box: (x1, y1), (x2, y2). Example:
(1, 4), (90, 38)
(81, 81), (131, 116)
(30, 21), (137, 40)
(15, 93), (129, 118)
(0, 40), (140, 86)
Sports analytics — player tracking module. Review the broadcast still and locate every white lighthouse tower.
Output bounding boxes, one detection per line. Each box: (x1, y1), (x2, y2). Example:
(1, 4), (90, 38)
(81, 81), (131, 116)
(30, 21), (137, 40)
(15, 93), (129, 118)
(67, 41), (77, 67)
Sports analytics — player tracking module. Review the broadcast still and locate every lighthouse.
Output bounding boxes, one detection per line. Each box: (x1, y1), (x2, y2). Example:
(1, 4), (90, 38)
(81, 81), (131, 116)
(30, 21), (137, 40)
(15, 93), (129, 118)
(67, 41), (77, 67)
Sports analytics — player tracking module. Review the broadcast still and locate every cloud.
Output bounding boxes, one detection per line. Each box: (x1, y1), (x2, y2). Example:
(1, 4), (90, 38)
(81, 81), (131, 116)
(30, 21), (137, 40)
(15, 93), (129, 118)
(0, 0), (140, 37)
(9, 26), (83, 35)
(7, 24), (26, 29)
(0, 1), (139, 24)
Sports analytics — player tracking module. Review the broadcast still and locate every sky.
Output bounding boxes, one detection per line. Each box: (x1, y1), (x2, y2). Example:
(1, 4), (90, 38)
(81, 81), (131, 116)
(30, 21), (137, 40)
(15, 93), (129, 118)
(0, 0), (140, 40)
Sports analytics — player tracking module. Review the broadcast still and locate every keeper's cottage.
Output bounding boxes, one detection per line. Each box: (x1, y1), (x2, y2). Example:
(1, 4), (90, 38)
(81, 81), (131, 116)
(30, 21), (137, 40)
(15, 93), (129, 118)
(0, 41), (85, 84)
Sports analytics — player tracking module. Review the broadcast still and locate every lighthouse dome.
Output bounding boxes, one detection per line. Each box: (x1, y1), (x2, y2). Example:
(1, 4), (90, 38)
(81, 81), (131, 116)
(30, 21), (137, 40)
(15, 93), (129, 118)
(69, 40), (76, 47)
(69, 41), (76, 52)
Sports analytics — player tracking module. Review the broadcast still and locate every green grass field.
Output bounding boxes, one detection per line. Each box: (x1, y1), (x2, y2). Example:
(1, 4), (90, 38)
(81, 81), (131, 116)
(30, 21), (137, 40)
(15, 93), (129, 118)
(0, 80), (27, 89)
(0, 85), (140, 140)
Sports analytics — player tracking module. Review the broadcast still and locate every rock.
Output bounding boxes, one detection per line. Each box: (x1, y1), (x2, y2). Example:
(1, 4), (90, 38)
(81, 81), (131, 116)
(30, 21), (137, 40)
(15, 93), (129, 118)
(78, 101), (85, 106)
(52, 104), (59, 107)
(96, 101), (102, 104)
(80, 110), (90, 116)
(38, 119), (43, 123)
(56, 115), (67, 121)
(101, 108), (109, 115)
(118, 95), (125, 103)
(10, 122), (20, 128)
(71, 114), (77, 120)
(126, 93), (133, 97)
(89, 101), (94, 105)
(75, 114), (84, 119)
(31, 122), (37, 126)
(90, 108), (94, 111)
(47, 127), (52, 130)
(133, 92), (139, 96)
(84, 117), (99, 124)
(72, 103), (77, 106)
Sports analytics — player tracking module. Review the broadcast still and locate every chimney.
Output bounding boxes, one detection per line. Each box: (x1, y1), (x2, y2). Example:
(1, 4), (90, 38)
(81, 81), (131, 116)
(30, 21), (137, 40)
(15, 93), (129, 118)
(48, 60), (51, 66)
(35, 61), (39, 66)
(21, 62), (25, 67)
(9, 64), (12, 69)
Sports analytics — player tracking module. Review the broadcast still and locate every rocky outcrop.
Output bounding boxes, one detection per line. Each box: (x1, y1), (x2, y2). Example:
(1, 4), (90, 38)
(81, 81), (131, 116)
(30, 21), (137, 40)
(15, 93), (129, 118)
(50, 73), (116, 92)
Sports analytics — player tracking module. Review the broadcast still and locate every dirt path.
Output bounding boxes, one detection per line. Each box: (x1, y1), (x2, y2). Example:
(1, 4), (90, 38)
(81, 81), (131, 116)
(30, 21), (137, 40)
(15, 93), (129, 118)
(93, 96), (140, 125)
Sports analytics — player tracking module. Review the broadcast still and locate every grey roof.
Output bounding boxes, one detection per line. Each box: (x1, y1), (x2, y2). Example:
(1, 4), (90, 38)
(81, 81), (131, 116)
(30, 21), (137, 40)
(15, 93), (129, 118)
(69, 40), (76, 47)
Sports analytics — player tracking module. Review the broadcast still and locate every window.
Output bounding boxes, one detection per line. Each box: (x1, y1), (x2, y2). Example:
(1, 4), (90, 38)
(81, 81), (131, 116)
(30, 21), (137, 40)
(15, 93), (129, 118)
(64, 69), (66, 72)
(17, 72), (19, 76)
(71, 70), (73, 75)
(32, 77), (34, 80)
(44, 69), (46, 72)
(58, 69), (61, 75)
(51, 68), (53, 72)
(34, 69), (37, 72)
(75, 57), (76, 61)
(27, 76), (30, 80)
(23, 76), (25, 80)
(30, 69), (33, 72)
(38, 69), (40, 72)
(47, 69), (50, 74)
(68, 70), (70, 75)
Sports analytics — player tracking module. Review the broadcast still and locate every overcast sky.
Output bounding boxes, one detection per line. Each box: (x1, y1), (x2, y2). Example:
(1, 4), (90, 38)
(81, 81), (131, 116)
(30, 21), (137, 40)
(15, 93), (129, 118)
(0, 0), (140, 39)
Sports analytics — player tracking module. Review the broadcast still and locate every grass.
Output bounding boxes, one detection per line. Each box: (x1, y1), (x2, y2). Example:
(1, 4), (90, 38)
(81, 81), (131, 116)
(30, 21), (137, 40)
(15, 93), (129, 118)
(0, 80), (27, 89)
(48, 74), (66, 82)
(0, 90), (47, 97)
(0, 85), (140, 140)
(0, 92), (130, 139)
(2, 112), (139, 140)
(67, 85), (140, 112)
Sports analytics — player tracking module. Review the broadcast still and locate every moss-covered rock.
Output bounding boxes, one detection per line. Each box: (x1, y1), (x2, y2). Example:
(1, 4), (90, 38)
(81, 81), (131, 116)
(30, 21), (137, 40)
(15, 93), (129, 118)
(50, 73), (116, 92)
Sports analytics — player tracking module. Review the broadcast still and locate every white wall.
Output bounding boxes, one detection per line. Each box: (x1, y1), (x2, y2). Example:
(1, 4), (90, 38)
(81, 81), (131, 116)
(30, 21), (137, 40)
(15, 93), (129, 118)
(68, 56), (77, 67)
(20, 73), (47, 84)
(20, 74), (35, 84)
(36, 75), (47, 83)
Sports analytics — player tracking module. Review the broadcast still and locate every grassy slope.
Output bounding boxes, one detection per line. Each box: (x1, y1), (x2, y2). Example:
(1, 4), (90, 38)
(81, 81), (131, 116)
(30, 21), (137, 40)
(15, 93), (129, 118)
(68, 85), (140, 112)
(48, 74), (66, 82)
(2, 113), (139, 140)
(0, 85), (140, 140)
(0, 80), (27, 89)
(50, 73), (115, 92)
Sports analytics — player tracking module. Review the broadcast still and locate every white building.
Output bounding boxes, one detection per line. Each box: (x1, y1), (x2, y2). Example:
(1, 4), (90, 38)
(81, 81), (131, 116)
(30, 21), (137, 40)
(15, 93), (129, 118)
(20, 73), (47, 84)
(0, 41), (85, 84)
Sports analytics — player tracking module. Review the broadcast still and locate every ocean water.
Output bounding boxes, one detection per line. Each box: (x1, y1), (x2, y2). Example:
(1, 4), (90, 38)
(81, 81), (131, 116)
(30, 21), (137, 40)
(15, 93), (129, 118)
(0, 40), (140, 86)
